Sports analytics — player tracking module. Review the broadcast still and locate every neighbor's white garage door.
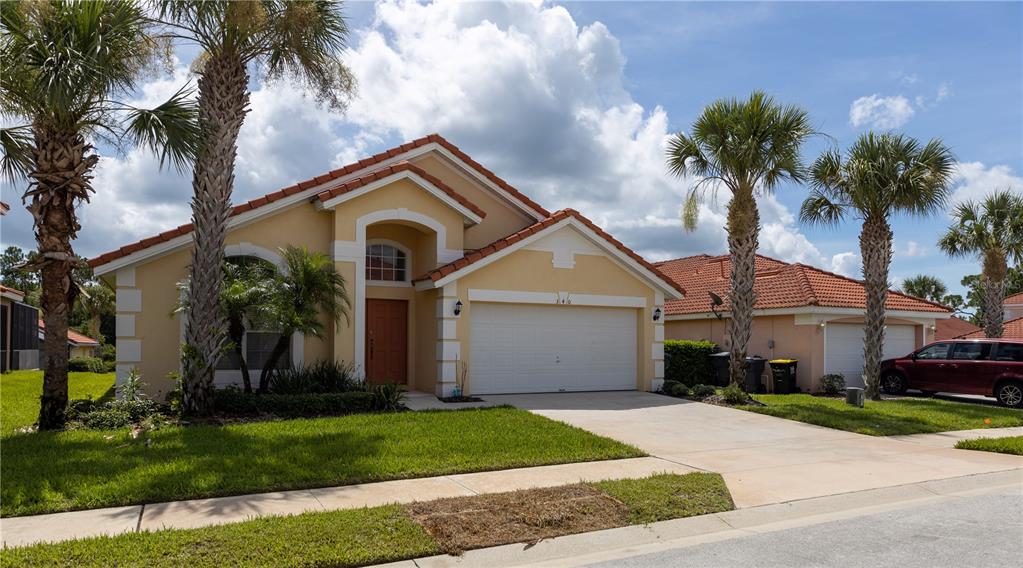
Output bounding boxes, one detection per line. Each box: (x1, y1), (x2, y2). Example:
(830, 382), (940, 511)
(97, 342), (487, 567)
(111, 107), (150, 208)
(469, 303), (637, 394)
(826, 323), (916, 387)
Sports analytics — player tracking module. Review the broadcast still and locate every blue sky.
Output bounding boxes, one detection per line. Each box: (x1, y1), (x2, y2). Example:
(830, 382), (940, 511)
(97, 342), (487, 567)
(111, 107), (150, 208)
(2, 1), (1021, 300)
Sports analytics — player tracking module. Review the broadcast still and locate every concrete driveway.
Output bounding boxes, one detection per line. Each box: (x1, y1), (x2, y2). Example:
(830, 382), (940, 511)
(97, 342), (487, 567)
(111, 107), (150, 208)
(487, 392), (1023, 507)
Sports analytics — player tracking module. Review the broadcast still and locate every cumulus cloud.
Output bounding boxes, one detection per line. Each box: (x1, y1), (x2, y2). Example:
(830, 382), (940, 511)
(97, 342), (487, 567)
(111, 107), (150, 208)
(948, 162), (1023, 205)
(902, 240), (927, 258)
(849, 94), (915, 129)
(830, 252), (862, 278)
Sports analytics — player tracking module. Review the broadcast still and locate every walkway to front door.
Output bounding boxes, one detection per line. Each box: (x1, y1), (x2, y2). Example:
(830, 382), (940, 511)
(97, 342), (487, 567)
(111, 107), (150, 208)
(365, 299), (407, 384)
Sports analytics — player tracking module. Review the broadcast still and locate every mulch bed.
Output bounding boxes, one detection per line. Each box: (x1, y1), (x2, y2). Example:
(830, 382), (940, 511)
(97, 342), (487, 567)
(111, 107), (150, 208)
(695, 394), (766, 407)
(406, 484), (630, 554)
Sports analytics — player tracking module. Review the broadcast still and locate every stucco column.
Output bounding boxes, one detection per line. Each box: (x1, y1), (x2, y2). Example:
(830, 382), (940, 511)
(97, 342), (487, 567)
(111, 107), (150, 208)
(651, 291), (665, 392)
(114, 267), (142, 391)
(333, 258), (358, 370)
(436, 282), (461, 397)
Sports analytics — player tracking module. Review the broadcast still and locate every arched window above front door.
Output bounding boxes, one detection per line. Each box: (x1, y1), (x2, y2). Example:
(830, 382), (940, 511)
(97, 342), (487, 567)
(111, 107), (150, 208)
(366, 242), (409, 283)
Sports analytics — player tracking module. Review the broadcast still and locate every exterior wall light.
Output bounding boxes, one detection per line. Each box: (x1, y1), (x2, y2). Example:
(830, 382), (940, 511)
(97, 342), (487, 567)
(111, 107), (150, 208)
(819, 321), (826, 328)
(653, 308), (662, 322)
(453, 300), (462, 316)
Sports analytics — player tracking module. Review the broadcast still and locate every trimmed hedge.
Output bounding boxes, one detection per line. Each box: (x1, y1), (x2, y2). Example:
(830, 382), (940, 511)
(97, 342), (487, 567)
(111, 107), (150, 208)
(664, 340), (717, 387)
(213, 390), (377, 418)
(68, 356), (105, 373)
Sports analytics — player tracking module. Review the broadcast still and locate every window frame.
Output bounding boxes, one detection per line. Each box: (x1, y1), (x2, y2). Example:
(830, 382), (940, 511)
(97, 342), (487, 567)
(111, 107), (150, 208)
(915, 342), (952, 360)
(365, 239), (412, 287)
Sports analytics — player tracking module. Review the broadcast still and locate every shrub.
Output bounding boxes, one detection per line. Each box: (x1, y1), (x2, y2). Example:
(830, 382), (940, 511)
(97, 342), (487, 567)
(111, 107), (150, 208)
(212, 390), (377, 418)
(664, 340), (718, 387)
(67, 369), (166, 430)
(663, 381), (690, 398)
(101, 343), (117, 362)
(77, 407), (134, 430)
(68, 356), (105, 373)
(103, 360), (116, 373)
(660, 379), (681, 394)
(369, 382), (405, 411)
(819, 374), (846, 395)
(268, 360), (363, 394)
(690, 384), (716, 398)
(722, 383), (749, 405)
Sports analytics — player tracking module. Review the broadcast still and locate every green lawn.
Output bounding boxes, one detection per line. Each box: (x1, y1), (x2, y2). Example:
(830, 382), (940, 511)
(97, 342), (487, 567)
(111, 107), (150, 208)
(955, 435), (1023, 456)
(0, 473), (731, 567)
(1, 406), (643, 517)
(1, 370), (115, 434)
(740, 394), (1023, 436)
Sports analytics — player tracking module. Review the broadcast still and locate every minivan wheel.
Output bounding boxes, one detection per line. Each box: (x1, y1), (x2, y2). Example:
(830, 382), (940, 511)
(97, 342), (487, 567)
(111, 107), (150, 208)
(995, 381), (1023, 409)
(881, 372), (907, 395)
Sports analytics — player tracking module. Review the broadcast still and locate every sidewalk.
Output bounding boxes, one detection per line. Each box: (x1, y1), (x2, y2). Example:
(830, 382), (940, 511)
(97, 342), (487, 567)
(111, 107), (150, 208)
(0, 456), (692, 548)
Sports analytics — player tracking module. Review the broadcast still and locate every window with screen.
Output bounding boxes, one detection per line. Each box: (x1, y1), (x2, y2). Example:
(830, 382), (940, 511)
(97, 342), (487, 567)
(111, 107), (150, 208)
(215, 331), (290, 371)
(366, 244), (407, 282)
(951, 342), (992, 360)
(916, 343), (951, 360)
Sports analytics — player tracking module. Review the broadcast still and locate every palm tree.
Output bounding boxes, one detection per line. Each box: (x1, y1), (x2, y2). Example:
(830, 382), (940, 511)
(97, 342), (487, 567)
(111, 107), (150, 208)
(938, 189), (1023, 337)
(801, 133), (955, 399)
(157, 1), (356, 415)
(666, 91), (814, 388)
(1, 1), (198, 429)
(221, 259), (276, 393)
(258, 246), (350, 393)
(901, 274), (947, 303)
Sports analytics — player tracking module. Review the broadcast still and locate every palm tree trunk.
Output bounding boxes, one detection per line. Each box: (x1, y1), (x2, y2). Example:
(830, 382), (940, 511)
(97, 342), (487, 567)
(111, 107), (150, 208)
(258, 334), (291, 394)
(181, 51), (250, 416)
(726, 189), (759, 389)
(26, 127), (97, 430)
(860, 215), (893, 401)
(227, 317), (252, 394)
(980, 277), (1005, 338)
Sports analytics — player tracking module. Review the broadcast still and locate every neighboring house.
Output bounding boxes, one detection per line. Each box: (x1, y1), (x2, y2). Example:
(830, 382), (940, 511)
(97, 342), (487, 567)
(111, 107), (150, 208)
(1, 285), (40, 372)
(89, 134), (683, 398)
(935, 316), (981, 341)
(37, 321), (101, 359)
(1005, 292), (1023, 321)
(655, 254), (952, 392)
(956, 316), (1023, 340)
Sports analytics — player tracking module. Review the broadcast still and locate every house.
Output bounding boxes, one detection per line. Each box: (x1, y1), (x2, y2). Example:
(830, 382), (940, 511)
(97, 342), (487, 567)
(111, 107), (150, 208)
(955, 316), (1023, 340)
(1004, 292), (1023, 321)
(655, 254), (952, 392)
(89, 134), (683, 398)
(1, 285), (40, 372)
(935, 316), (981, 340)
(37, 321), (101, 359)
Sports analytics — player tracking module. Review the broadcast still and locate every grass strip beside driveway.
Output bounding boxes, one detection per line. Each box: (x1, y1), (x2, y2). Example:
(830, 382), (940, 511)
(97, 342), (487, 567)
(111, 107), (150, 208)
(955, 435), (1023, 456)
(1, 371), (115, 434)
(740, 394), (1023, 436)
(1, 407), (643, 517)
(0, 473), (732, 568)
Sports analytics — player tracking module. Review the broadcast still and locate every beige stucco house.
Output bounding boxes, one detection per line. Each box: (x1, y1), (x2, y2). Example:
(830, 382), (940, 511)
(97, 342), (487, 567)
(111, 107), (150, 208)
(89, 135), (683, 398)
(656, 254), (952, 392)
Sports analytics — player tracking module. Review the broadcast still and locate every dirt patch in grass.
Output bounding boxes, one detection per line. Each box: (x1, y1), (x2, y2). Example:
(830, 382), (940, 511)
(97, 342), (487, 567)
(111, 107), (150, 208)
(406, 484), (629, 554)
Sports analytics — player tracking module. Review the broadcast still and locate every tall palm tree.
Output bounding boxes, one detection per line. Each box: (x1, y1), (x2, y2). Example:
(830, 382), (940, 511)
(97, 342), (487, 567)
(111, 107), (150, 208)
(938, 189), (1023, 337)
(258, 246), (350, 393)
(666, 91), (814, 387)
(1, 0), (198, 429)
(801, 133), (954, 399)
(157, 1), (356, 415)
(901, 274), (947, 303)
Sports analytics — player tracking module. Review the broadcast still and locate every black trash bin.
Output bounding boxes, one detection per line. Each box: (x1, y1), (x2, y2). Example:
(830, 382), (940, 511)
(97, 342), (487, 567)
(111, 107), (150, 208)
(709, 352), (730, 386)
(745, 356), (767, 393)
(769, 359), (799, 394)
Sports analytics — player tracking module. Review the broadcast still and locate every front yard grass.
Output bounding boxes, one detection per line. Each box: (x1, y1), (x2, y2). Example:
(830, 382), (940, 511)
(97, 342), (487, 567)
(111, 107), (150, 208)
(0, 473), (732, 567)
(955, 435), (1023, 456)
(1, 406), (643, 517)
(1, 370), (115, 434)
(739, 394), (1023, 436)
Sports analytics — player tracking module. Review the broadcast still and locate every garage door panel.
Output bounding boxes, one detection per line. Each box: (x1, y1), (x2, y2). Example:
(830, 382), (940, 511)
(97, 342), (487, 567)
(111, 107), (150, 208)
(469, 303), (637, 394)
(826, 323), (915, 387)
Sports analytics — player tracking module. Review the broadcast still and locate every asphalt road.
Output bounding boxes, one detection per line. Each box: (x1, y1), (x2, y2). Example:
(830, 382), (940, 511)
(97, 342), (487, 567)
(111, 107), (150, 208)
(586, 491), (1023, 568)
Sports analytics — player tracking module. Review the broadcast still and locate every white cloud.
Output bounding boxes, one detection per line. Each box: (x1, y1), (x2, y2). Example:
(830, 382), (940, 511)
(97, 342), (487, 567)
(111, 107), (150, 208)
(849, 94), (915, 129)
(902, 240), (927, 258)
(915, 82), (952, 109)
(830, 252), (862, 278)
(949, 162), (1023, 205)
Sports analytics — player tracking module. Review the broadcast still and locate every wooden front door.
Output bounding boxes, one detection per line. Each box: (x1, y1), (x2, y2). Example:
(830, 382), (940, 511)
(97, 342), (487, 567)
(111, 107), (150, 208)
(366, 299), (408, 384)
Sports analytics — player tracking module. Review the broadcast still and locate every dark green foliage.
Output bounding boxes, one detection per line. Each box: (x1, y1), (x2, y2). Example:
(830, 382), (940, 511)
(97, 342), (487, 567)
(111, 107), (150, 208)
(212, 390), (376, 418)
(68, 357), (105, 373)
(722, 383), (749, 405)
(370, 382), (405, 411)
(268, 360), (362, 394)
(691, 384), (716, 398)
(662, 381), (690, 398)
(663, 340), (717, 387)
(819, 374), (846, 395)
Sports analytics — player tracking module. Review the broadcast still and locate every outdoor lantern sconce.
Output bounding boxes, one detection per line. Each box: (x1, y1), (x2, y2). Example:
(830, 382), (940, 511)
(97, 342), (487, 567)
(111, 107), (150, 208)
(453, 300), (462, 316)
(653, 308), (662, 322)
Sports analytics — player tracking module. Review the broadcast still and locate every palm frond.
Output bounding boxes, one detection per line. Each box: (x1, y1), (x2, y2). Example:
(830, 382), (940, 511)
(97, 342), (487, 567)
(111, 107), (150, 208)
(0, 124), (33, 185)
(121, 86), (200, 172)
(799, 188), (846, 227)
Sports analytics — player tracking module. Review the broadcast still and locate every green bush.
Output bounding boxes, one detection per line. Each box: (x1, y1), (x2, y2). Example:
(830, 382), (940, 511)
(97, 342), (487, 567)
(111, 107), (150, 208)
(664, 340), (718, 387)
(212, 390), (377, 418)
(663, 381), (690, 398)
(101, 343), (117, 362)
(722, 383), (749, 405)
(369, 382), (405, 411)
(103, 360), (116, 373)
(68, 356), (105, 373)
(819, 374), (846, 395)
(690, 384), (716, 398)
(77, 407), (134, 430)
(66, 370), (167, 430)
(268, 360), (363, 394)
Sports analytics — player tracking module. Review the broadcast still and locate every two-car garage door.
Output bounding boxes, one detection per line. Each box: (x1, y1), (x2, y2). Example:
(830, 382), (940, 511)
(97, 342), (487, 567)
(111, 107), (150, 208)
(826, 323), (917, 387)
(469, 303), (637, 394)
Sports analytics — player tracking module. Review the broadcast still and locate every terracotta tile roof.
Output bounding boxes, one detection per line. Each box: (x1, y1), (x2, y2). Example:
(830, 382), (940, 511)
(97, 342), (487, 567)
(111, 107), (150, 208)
(956, 316), (1023, 340)
(412, 209), (686, 295)
(656, 254), (951, 315)
(935, 316), (981, 340)
(1005, 292), (1023, 305)
(0, 285), (25, 298)
(313, 161), (486, 219)
(38, 320), (100, 346)
(89, 134), (547, 269)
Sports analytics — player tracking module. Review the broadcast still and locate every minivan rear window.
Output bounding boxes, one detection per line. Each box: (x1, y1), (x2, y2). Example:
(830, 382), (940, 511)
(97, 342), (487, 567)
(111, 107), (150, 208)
(994, 342), (1023, 362)
(951, 342), (993, 360)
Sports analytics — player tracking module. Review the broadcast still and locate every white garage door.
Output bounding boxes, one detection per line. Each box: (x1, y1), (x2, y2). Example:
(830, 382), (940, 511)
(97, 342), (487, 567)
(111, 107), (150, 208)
(469, 303), (637, 394)
(826, 323), (916, 387)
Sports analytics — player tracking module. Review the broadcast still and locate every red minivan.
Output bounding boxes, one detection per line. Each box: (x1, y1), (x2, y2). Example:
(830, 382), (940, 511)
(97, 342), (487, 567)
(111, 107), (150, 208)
(880, 339), (1023, 408)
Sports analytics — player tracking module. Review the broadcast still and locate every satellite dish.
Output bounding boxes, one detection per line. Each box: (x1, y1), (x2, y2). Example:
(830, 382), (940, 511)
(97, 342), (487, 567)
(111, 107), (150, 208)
(709, 291), (724, 306)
